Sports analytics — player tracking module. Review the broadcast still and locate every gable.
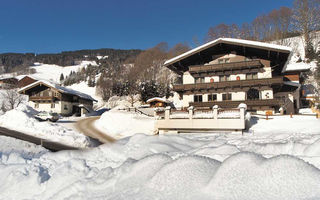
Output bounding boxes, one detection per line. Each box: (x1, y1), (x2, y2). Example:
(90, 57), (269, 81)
(164, 38), (291, 75)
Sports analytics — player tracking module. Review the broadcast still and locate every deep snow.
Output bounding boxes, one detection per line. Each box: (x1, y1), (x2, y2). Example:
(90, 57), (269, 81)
(1, 109), (320, 199)
(2, 131), (320, 199)
(0, 105), (93, 148)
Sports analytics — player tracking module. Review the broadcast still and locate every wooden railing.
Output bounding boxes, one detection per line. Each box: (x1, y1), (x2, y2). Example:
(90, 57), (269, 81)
(189, 60), (263, 73)
(190, 99), (280, 108)
(29, 96), (55, 101)
(173, 77), (283, 92)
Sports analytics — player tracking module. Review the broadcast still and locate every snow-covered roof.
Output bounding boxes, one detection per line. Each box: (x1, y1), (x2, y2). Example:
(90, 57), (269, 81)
(284, 81), (301, 87)
(19, 80), (97, 102)
(16, 75), (38, 81)
(0, 76), (17, 81)
(146, 97), (171, 104)
(164, 38), (292, 67)
(283, 62), (313, 72)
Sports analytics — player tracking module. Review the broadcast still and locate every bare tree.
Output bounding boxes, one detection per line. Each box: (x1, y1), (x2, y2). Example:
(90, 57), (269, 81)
(292, 0), (320, 58)
(1, 89), (25, 111)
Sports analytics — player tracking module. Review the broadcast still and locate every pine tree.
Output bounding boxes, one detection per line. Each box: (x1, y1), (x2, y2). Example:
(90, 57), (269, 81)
(59, 73), (64, 82)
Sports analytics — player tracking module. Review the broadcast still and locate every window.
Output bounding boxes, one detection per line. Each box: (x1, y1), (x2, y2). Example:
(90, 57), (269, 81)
(51, 103), (55, 108)
(208, 94), (217, 102)
(247, 89), (260, 100)
(194, 95), (203, 102)
(35, 103), (39, 108)
(195, 77), (204, 84)
(246, 73), (258, 80)
(218, 58), (230, 64)
(222, 93), (232, 100)
(219, 75), (230, 82)
(64, 104), (68, 110)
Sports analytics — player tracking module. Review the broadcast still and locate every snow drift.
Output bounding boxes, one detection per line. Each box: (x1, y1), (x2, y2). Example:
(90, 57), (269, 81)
(1, 134), (320, 199)
(0, 105), (92, 148)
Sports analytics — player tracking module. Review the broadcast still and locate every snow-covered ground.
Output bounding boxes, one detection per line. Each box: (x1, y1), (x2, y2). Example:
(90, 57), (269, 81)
(95, 109), (154, 139)
(26, 61), (97, 83)
(0, 105), (94, 148)
(1, 109), (320, 199)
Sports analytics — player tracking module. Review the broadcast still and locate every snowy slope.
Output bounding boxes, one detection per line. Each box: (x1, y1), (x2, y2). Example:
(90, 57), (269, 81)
(27, 61), (97, 83)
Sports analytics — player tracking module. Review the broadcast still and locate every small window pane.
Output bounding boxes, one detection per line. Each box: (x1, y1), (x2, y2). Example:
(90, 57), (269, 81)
(194, 95), (203, 102)
(252, 73), (258, 79)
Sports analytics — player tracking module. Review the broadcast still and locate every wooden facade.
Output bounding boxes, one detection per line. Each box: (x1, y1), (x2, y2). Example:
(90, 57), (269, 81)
(19, 81), (95, 116)
(173, 77), (283, 93)
(164, 38), (300, 114)
(0, 77), (18, 89)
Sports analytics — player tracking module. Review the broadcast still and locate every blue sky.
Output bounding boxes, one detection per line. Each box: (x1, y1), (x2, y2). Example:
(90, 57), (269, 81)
(0, 0), (293, 53)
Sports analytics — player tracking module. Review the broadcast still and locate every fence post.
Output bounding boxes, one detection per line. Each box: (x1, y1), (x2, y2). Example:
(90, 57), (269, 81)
(213, 105), (218, 119)
(165, 106), (171, 120)
(240, 107), (245, 120)
(188, 106), (194, 120)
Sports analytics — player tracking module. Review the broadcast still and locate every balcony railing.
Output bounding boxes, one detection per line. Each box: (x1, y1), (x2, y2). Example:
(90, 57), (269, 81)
(29, 96), (55, 101)
(189, 99), (280, 108)
(173, 77), (283, 92)
(189, 60), (263, 73)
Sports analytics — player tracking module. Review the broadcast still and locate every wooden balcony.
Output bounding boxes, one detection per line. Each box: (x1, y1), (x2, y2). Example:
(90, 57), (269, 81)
(189, 60), (263, 77)
(173, 77), (283, 93)
(190, 99), (281, 109)
(29, 96), (55, 101)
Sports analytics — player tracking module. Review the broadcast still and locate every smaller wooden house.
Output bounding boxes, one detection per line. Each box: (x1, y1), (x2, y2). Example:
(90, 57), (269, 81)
(146, 97), (171, 108)
(0, 77), (18, 89)
(19, 80), (97, 116)
(17, 75), (38, 88)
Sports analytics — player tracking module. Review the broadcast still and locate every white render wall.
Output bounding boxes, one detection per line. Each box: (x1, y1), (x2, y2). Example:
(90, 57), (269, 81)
(28, 101), (61, 113)
(261, 90), (274, 99)
(60, 101), (73, 115)
(232, 92), (246, 100)
(183, 94), (193, 107)
(183, 72), (194, 84)
(230, 74), (246, 81)
(181, 89), (273, 108)
(29, 100), (93, 116)
(204, 76), (219, 83)
(258, 67), (272, 79)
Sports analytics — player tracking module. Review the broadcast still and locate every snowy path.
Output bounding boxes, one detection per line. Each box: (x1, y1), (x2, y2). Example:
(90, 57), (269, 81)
(0, 127), (78, 151)
(76, 116), (116, 143)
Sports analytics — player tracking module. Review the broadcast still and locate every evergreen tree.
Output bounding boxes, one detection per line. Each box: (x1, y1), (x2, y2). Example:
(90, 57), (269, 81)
(59, 73), (64, 82)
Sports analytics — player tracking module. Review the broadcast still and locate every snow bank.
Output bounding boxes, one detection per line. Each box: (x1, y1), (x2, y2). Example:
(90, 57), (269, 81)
(206, 153), (320, 200)
(95, 109), (154, 139)
(250, 115), (320, 135)
(2, 134), (320, 200)
(0, 105), (92, 148)
(1, 109), (320, 199)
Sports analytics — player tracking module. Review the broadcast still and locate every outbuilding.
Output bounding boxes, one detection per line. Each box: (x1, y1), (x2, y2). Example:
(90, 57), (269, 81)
(146, 97), (171, 108)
